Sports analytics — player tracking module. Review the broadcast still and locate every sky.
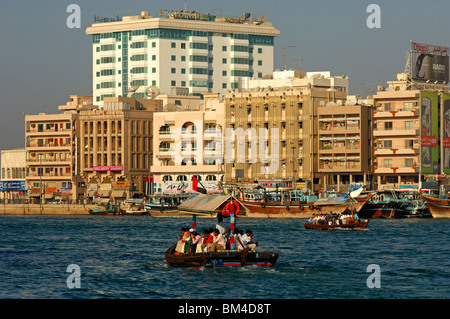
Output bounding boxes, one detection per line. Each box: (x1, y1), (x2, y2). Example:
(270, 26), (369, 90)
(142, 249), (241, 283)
(1, 0), (450, 151)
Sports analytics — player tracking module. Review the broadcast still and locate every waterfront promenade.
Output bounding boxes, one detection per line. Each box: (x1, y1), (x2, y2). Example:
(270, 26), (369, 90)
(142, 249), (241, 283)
(0, 203), (92, 215)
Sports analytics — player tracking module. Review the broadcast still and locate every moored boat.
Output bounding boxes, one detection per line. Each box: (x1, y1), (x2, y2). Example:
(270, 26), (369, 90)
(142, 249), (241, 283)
(420, 194), (450, 218)
(144, 193), (191, 213)
(89, 197), (122, 215)
(165, 244), (279, 268)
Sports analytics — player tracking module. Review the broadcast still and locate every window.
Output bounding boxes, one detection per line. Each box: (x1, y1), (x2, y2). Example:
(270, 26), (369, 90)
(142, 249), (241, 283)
(171, 55), (176, 61)
(383, 140), (392, 149)
(152, 42), (156, 48)
(258, 60), (262, 66)
(383, 103), (391, 111)
(181, 81), (186, 87)
(130, 42), (147, 49)
(384, 122), (393, 130)
(383, 159), (392, 167)
(222, 83), (227, 89)
(152, 67), (156, 73)
(222, 58), (227, 64)
(222, 70), (227, 76)
(171, 81), (176, 86)
(190, 55), (208, 62)
(152, 55), (156, 60)
(222, 46), (227, 52)
(181, 43), (186, 49)
(181, 56), (186, 61)
(258, 48), (262, 54)
(231, 45), (248, 52)
(171, 68), (176, 74)
(405, 121), (413, 130)
(171, 42), (176, 48)
(181, 68), (186, 74)
(405, 139), (414, 148)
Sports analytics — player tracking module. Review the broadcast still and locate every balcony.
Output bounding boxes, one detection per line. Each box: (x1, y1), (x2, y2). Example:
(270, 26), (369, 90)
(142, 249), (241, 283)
(26, 142), (72, 149)
(374, 148), (419, 156)
(373, 128), (418, 137)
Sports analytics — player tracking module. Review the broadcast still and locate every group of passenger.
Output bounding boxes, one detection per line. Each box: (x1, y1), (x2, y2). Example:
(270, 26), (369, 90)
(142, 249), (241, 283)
(174, 213), (259, 255)
(307, 210), (360, 225)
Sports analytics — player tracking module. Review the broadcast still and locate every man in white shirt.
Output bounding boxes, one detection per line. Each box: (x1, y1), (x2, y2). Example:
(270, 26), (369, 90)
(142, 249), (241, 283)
(207, 228), (226, 252)
(241, 230), (259, 252)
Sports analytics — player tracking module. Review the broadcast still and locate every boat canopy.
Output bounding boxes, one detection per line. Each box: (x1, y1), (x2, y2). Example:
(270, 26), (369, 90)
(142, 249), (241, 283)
(178, 194), (248, 215)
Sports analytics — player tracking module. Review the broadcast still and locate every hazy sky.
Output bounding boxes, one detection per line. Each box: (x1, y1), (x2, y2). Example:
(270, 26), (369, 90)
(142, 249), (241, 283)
(1, 0), (449, 151)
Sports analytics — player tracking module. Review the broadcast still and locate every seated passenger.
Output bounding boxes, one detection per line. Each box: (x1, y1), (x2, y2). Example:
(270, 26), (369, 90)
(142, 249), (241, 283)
(207, 228), (226, 252)
(241, 230), (259, 252)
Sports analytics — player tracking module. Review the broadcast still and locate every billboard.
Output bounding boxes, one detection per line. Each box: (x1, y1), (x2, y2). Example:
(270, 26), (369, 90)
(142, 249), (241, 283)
(443, 94), (450, 174)
(411, 42), (449, 83)
(411, 52), (449, 83)
(420, 91), (440, 174)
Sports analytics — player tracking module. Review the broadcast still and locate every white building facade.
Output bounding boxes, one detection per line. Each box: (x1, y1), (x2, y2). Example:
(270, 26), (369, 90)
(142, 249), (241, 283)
(86, 10), (280, 106)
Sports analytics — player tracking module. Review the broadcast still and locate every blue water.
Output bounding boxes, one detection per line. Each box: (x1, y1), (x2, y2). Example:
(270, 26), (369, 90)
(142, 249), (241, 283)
(0, 215), (448, 299)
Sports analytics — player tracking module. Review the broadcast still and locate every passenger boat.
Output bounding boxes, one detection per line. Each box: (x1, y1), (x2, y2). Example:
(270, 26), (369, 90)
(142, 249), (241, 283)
(89, 197), (122, 215)
(144, 193), (191, 213)
(420, 194), (450, 218)
(122, 198), (148, 215)
(165, 244), (279, 268)
(167, 194), (279, 268)
(304, 219), (369, 230)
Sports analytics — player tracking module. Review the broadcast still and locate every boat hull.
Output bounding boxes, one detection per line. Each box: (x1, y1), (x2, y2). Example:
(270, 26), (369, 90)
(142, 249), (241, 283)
(89, 210), (122, 216)
(165, 245), (279, 268)
(304, 220), (369, 230)
(421, 194), (450, 218)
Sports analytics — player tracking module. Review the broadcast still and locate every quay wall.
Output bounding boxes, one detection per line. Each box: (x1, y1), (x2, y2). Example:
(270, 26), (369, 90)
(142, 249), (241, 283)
(0, 204), (92, 215)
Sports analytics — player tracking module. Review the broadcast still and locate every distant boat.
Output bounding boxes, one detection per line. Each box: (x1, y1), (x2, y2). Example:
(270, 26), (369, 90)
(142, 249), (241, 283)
(238, 188), (372, 218)
(89, 197), (122, 215)
(420, 194), (450, 218)
(122, 198), (149, 215)
(144, 194), (191, 213)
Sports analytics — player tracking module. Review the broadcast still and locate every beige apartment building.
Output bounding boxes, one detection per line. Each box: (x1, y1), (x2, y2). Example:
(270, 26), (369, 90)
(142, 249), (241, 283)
(223, 72), (349, 191)
(317, 101), (373, 191)
(78, 96), (162, 199)
(151, 93), (224, 193)
(25, 98), (84, 202)
(372, 76), (422, 189)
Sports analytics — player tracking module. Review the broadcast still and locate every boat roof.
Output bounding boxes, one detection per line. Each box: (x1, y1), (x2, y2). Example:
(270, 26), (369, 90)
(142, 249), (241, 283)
(178, 194), (248, 215)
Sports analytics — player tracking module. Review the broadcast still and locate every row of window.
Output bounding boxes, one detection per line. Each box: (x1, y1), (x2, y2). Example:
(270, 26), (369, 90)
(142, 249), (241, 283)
(93, 29), (274, 46)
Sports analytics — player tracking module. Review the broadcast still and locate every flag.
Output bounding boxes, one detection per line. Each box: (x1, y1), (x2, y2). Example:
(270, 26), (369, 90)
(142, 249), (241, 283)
(192, 176), (207, 194)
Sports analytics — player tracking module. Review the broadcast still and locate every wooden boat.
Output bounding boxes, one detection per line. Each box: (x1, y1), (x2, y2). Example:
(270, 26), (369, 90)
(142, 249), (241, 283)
(165, 244), (279, 268)
(89, 198), (122, 215)
(358, 190), (411, 218)
(304, 219), (369, 230)
(239, 188), (372, 218)
(122, 198), (149, 215)
(420, 194), (450, 218)
(144, 193), (191, 213)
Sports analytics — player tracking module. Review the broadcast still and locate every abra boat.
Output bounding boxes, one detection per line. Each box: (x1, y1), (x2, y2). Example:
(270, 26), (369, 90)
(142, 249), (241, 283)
(89, 197), (122, 215)
(122, 198), (149, 215)
(420, 194), (450, 218)
(304, 219), (369, 230)
(144, 193), (191, 213)
(165, 244), (279, 268)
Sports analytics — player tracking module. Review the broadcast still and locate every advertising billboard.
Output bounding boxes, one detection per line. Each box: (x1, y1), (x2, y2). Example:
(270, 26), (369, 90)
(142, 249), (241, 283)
(420, 91), (440, 174)
(411, 52), (449, 83)
(443, 93), (450, 174)
(411, 42), (449, 83)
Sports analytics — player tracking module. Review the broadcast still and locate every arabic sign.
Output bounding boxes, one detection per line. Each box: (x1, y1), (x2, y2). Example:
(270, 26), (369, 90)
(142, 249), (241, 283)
(411, 42), (449, 56)
(0, 181), (26, 191)
(93, 166), (123, 171)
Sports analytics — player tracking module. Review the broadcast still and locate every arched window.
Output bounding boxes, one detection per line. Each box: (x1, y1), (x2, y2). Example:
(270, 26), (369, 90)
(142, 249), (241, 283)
(176, 175), (188, 181)
(206, 175), (217, 181)
(162, 175), (173, 182)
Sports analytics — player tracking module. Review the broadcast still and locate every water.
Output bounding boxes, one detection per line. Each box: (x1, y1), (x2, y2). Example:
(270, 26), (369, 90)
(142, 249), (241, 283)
(0, 215), (448, 299)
